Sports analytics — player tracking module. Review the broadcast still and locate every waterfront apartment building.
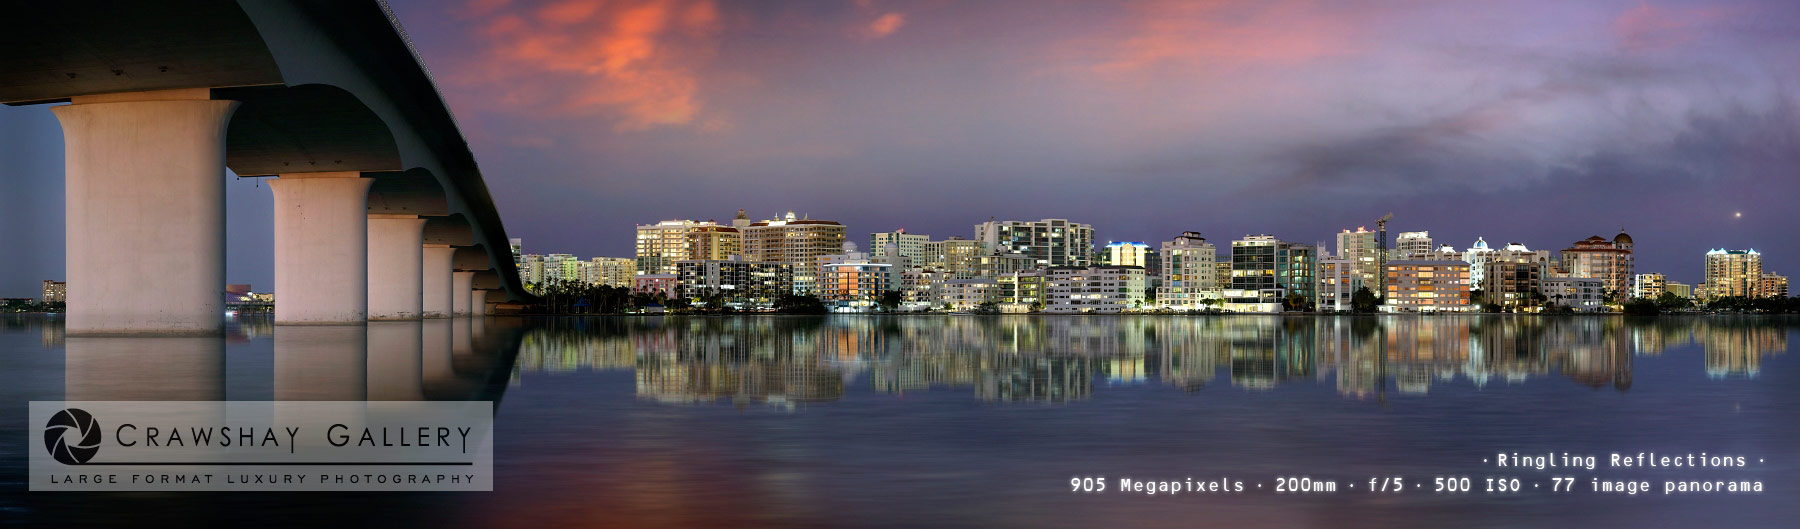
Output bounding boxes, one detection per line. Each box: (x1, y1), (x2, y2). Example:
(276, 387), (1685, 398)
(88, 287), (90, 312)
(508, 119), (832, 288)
(995, 270), (1046, 311)
(743, 211), (847, 294)
(675, 258), (793, 305)
(1157, 232), (1219, 311)
(1043, 266), (1147, 313)
(636, 219), (737, 276)
(900, 267), (949, 310)
(1394, 231), (1433, 260)
(1560, 232), (1634, 300)
(940, 278), (999, 311)
(1542, 277), (1606, 311)
(1632, 273), (1666, 300)
(1382, 260), (1472, 312)
(974, 218), (1095, 268)
(1760, 273), (1788, 299)
(1703, 249), (1762, 299)
(1483, 251), (1555, 311)
(1227, 235), (1315, 311)
(1336, 227), (1381, 292)
(1317, 255), (1360, 312)
(870, 230), (930, 263)
(817, 242), (907, 309)
(41, 280), (65, 304)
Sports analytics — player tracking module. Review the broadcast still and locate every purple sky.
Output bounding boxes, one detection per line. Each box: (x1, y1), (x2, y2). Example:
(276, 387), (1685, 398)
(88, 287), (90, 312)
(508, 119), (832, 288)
(4, 0), (1799, 297)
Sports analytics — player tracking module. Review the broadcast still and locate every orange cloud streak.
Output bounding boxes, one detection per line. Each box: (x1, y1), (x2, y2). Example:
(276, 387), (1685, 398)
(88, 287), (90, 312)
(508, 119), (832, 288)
(865, 12), (907, 39)
(456, 0), (723, 131)
(1094, 0), (1370, 73)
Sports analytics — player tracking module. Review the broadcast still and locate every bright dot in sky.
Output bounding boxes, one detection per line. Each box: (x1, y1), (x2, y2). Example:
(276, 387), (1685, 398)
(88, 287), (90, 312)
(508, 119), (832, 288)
(1735, 212), (1743, 218)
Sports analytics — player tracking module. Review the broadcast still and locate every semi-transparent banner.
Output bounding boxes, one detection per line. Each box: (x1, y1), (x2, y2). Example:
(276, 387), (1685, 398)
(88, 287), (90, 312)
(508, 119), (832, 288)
(30, 401), (493, 491)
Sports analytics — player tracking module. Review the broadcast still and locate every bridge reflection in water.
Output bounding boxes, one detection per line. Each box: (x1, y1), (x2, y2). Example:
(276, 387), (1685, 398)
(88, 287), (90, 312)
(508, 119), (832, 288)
(509, 315), (1789, 407)
(1, 314), (1795, 528)
(2, 315), (527, 405)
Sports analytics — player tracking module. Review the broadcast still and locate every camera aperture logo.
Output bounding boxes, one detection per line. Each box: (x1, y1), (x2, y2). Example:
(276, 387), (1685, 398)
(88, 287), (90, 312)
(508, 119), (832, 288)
(44, 408), (101, 465)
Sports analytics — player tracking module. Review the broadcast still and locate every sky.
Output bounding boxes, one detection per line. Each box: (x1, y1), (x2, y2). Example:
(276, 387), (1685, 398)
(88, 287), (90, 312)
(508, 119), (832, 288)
(4, 0), (1800, 297)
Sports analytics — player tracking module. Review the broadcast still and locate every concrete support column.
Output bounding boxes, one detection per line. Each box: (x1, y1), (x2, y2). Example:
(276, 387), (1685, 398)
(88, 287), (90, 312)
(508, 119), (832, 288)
(472, 288), (494, 316)
(452, 271), (476, 316)
(422, 245), (456, 318)
(270, 172), (374, 324)
(368, 215), (426, 320)
(52, 88), (238, 335)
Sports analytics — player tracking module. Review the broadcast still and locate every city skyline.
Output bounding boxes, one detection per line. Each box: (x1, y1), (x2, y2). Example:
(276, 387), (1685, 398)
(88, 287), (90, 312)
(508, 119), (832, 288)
(6, 0), (1800, 297)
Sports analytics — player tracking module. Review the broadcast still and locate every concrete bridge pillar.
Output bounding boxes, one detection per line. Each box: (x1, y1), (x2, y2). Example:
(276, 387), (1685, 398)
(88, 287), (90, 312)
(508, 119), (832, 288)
(452, 271), (476, 316)
(269, 172), (374, 324)
(368, 215), (426, 320)
(51, 88), (238, 335)
(422, 245), (456, 318)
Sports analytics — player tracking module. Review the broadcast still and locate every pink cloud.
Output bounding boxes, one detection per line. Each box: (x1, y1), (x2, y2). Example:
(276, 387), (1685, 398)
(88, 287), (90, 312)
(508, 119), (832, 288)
(864, 12), (907, 40)
(1613, 1), (1737, 53)
(452, 0), (724, 131)
(1089, 0), (1374, 74)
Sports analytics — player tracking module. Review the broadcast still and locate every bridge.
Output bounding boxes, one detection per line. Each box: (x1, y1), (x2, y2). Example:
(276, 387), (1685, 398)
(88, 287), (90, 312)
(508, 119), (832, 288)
(1, 0), (529, 335)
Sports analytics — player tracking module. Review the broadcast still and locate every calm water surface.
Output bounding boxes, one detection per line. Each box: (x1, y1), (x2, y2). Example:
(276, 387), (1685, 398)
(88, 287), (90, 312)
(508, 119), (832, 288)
(1, 314), (1794, 528)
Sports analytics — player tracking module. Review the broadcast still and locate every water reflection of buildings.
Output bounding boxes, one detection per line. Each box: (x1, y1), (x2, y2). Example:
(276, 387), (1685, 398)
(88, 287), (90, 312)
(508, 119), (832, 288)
(507, 315), (1794, 407)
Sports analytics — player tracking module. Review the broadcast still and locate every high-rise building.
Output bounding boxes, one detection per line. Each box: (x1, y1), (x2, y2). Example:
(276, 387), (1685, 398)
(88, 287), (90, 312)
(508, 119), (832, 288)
(1759, 272), (1788, 298)
(1336, 227), (1381, 293)
(1382, 260), (1472, 312)
(1703, 249), (1762, 299)
(41, 280), (65, 304)
(869, 230), (930, 263)
(1228, 235), (1315, 311)
(743, 211), (847, 294)
(519, 254), (546, 286)
(690, 225), (742, 261)
(636, 219), (733, 276)
(1394, 231), (1433, 260)
(1044, 266), (1146, 313)
(1631, 273), (1666, 300)
(1157, 232), (1219, 311)
(1665, 281), (1694, 299)
(509, 238), (524, 273)
(974, 218), (1094, 268)
(1560, 231), (1634, 300)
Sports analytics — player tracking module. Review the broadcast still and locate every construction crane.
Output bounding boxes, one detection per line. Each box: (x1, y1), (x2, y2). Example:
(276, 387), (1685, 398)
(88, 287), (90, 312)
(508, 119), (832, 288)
(1376, 212), (1393, 293)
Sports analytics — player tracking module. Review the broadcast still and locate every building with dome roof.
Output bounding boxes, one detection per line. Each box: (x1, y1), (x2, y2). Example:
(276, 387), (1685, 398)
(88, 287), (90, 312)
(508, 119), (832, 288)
(1560, 231), (1635, 301)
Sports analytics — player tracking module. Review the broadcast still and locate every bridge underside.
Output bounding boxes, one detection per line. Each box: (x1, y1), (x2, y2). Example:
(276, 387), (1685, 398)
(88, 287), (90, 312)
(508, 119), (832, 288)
(0, 0), (528, 333)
